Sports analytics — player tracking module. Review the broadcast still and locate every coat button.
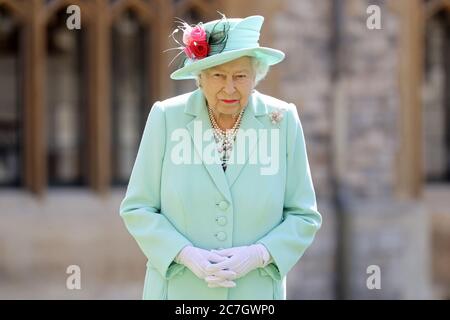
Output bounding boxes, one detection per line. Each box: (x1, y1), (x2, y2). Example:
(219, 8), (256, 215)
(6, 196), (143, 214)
(215, 231), (227, 241)
(217, 200), (229, 210)
(215, 216), (227, 226)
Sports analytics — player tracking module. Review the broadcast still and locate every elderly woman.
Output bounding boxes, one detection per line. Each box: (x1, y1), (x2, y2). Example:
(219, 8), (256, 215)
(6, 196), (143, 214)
(119, 14), (322, 300)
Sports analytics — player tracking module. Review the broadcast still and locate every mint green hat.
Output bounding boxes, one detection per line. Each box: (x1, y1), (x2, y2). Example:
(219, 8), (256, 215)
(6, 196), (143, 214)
(169, 15), (285, 80)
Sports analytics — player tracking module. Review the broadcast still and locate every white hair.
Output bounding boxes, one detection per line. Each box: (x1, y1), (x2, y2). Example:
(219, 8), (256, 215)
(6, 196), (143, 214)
(193, 56), (270, 88)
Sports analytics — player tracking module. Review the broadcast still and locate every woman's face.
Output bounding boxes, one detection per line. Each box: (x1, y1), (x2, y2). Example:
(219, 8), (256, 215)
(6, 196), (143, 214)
(198, 56), (256, 115)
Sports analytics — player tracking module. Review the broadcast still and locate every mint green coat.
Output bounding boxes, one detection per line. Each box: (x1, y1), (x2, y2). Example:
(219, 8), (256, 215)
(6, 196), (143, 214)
(119, 88), (322, 300)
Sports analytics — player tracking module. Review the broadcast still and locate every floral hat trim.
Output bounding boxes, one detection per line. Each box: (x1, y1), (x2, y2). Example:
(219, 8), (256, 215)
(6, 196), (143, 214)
(165, 12), (231, 68)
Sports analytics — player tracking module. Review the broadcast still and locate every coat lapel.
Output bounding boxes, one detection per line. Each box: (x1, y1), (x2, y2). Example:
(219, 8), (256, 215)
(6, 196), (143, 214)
(184, 89), (268, 201)
(225, 91), (267, 188)
(185, 89), (232, 202)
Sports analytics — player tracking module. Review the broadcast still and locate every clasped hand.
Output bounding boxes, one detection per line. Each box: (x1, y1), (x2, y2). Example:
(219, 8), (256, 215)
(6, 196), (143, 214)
(175, 244), (269, 288)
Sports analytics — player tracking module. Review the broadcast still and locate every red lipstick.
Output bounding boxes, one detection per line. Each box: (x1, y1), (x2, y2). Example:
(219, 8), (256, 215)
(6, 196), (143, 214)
(221, 99), (239, 104)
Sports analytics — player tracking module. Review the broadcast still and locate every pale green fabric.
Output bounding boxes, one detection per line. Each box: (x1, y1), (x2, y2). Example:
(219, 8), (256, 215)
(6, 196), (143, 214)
(119, 89), (322, 299)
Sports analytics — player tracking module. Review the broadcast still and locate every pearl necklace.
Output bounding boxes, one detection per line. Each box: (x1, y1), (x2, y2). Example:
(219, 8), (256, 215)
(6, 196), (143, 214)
(207, 106), (245, 170)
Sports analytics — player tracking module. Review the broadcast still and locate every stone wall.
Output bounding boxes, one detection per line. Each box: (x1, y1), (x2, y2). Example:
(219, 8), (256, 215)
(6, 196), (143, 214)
(272, 0), (433, 298)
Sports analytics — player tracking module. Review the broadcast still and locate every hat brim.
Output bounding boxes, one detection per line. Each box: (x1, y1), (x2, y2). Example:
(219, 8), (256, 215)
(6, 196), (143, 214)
(170, 47), (285, 80)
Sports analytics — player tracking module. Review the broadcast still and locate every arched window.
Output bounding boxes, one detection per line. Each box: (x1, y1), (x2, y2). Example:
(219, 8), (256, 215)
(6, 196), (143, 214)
(422, 6), (450, 182)
(111, 8), (151, 185)
(0, 5), (23, 187)
(46, 8), (87, 186)
(0, 0), (224, 193)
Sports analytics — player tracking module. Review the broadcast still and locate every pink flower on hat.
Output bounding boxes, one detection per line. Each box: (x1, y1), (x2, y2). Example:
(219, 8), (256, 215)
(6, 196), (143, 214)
(183, 39), (209, 59)
(183, 25), (207, 45)
(182, 24), (209, 59)
(166, 13), (230, 66)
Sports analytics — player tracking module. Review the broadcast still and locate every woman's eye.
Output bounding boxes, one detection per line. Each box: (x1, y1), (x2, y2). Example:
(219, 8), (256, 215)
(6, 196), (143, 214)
(236, 74), (247, 79)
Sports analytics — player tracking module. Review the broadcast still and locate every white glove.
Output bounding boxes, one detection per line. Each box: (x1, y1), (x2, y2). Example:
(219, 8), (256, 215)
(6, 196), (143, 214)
(205, 275), (235, 288)
(175, 245), (237, 288)
(205, 244), (272, 280)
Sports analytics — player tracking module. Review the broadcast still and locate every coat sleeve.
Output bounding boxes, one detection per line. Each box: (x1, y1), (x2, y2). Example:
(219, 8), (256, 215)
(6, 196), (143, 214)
(119, 101), (192, 279)
(257, 103), (322, 280)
